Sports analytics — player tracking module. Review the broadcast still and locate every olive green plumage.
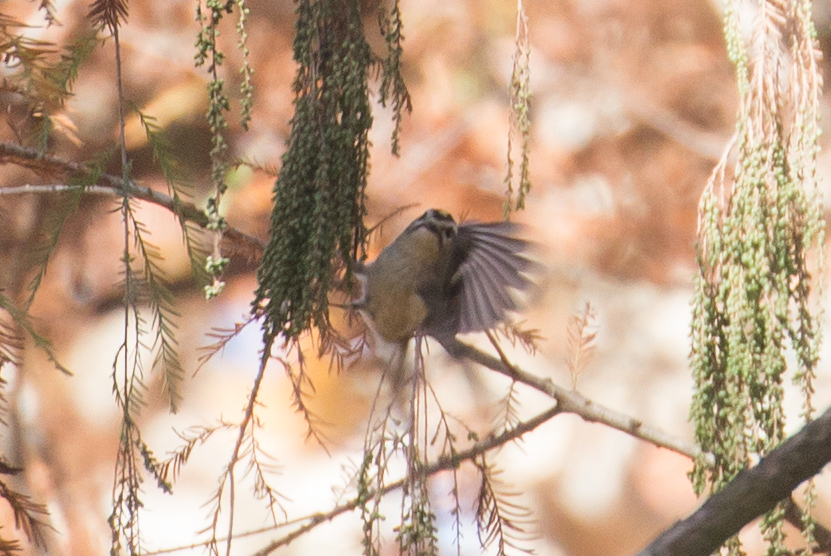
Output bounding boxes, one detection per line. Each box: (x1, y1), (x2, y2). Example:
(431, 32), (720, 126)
(358, 209), (535, 348)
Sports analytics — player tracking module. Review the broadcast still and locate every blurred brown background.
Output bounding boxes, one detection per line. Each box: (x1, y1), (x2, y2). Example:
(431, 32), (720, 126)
(2, 0), (831, 554)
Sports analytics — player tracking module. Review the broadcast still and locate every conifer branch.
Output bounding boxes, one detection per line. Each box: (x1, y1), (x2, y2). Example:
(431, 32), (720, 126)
(208, 334), (276, 556)
(249, 403), (562, 556)
(0, 480), (52, 548)
(451, 336), (708, 462)
(0, 292), (70, 375)
(0, 141), (265, 260)
(476, 456), (536, 555)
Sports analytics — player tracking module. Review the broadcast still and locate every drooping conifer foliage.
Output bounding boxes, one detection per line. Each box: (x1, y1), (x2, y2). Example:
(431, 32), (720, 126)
(689, 0), (824, 553)
(253, 0), (409, 344)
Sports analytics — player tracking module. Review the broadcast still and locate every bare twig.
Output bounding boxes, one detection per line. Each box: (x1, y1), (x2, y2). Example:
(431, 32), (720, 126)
(468, 334), (708, 462)
(212, 333), (276, 556)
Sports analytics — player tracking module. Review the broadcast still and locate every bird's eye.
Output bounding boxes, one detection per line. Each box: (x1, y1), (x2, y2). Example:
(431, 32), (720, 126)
(443, 227), (454, 239)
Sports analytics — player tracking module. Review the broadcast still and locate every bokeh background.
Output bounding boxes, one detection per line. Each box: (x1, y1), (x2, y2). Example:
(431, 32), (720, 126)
(2, 0), (831, 554)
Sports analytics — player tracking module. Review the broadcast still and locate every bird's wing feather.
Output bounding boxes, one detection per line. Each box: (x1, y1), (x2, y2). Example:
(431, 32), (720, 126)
(455, 222), (534, 334)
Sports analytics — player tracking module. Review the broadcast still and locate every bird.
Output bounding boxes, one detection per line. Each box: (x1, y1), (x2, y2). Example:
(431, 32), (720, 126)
(355, 209), (535, 363)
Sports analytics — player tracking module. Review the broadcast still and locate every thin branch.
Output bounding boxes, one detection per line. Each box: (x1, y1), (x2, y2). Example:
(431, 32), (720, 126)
(453, 335), (710, 463)
(249, 404), (561, 556)
(210, 334), (276, 556)
(0, 142), (264, 259)
(137, 514), (313, 556)
(145, 334), (831, 556)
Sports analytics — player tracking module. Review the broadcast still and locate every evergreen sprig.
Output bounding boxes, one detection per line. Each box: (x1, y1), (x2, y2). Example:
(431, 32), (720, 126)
(0, 480), (51, 549)
(475, 456), (536, 555)
(88, 0), (128, 35)
(135, 110), (210, 287)
(130, 211), (185, 413)
(195, 0), (244, 300)
(0, 293), (70, 375)
(378, 0), (412, 156)
(234, 0), (255, 131)
(0, 18), (97, 149)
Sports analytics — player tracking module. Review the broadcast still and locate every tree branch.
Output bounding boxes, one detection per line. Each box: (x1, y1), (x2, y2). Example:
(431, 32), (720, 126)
(442, 337), (709, 463)
(244, 332), (742, 556)
(247, 404), (562, 556)
(0, 142), (264, 262)
(446, 339), (831, 552)
(635, 404), (831, 556)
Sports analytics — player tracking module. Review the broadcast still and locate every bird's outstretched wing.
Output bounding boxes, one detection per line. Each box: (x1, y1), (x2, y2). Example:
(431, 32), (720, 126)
(454, 222), (535, 334)
(419, 221), (535, 343)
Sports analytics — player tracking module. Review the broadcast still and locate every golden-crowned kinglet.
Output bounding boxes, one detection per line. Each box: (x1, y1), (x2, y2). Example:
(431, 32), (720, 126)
(356, 209), (535, 353)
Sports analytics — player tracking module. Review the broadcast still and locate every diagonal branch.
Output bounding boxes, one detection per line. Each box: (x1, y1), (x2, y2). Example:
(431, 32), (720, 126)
(453, 336), (831, 554)
(636, 403), (831, 556)
(0, 142), (264, 261)
(444, 336), (708, 462)
(248, 403), (562, 556)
